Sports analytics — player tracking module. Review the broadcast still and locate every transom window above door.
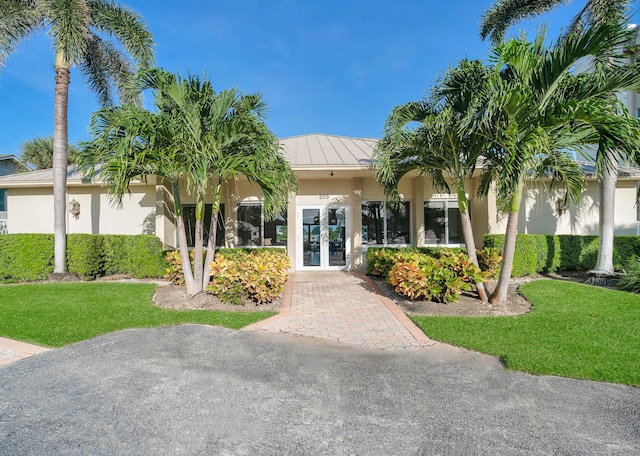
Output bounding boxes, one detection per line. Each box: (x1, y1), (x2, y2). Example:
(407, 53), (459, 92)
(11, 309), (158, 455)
(236, 203), (287, 247)
(361, 201), (411, 245)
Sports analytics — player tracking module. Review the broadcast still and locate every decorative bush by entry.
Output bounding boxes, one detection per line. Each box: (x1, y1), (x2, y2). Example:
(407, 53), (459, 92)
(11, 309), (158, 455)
(206, 249), (290, 304)
(367, 247), (499, 278)
(0, 233), (166, 282)
(367, 247), (497, 303)
(483, 234), (640, 276)
(387, 251), (492, 303)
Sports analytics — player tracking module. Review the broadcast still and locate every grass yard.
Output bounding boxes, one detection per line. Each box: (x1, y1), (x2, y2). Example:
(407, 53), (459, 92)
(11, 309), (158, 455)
(0, 282), (275, 347)
(411, 280), (640, 386)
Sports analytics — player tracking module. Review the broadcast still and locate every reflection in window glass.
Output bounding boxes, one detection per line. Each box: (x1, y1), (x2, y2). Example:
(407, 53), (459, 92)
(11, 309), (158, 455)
(183, 204), (225, 248)
(237, 203), (288, 247)
(424, 200), (463, 245)
(386, 202), (411, 244)
(265, 213), (288, 246)
(237, 204), (262, 247)
(361, 201), (385, 245)
(447, 201), (462, 244)
(361, 201), (411, 245)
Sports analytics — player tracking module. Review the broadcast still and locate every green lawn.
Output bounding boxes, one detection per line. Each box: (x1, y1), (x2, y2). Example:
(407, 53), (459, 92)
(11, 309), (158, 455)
(0, 282), (275, 347)
(411, 280), (640, 386)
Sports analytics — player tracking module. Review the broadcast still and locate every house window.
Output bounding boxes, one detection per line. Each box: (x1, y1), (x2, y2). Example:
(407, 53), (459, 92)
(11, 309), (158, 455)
(424, 200), (462, 245)
(361, 201), (411, 245)
(182, 204), (225, 248)
(236, 203), (287, 247)
(0, 189), (6, 212)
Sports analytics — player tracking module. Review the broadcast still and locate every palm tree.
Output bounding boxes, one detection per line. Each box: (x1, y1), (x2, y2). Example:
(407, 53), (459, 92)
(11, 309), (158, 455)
(375, 60), (492, 301)
(1, 0), (154, 276)
(20, 136), (79, 170)
(480, 0), (634, 44)
(480, 0), (638, 277)
(466, 24), (640, 304)
(78, 69), (297, 296)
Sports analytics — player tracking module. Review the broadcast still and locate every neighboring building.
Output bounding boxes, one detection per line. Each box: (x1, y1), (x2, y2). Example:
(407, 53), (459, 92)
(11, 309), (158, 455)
(0, 134), (638, 271)
(0, 154), (29, 234)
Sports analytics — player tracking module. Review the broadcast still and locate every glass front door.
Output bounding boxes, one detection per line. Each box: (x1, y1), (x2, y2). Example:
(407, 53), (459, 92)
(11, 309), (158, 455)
(298, 205), (349, 270)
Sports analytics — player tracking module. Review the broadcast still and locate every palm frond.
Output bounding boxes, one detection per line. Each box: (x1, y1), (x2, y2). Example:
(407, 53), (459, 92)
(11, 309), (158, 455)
(480, 0), (569, 44)
(87, 0), (154, 67)
(0, 0), (43, 67)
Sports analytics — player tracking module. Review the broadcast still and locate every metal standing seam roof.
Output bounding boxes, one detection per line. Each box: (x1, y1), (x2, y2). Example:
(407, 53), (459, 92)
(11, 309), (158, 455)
(279, 134), (377, 169)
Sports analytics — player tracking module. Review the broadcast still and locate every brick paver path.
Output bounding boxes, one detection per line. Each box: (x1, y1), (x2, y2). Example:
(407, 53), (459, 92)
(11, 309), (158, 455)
(244, 272), (443, 350)
(0, 337), (50, 367)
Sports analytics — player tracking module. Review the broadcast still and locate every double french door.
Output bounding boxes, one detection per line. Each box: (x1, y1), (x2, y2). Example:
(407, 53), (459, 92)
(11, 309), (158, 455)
(297, 205), (350, 270)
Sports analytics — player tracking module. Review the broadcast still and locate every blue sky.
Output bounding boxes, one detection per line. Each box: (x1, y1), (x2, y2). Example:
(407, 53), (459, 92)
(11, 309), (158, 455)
(0, 0), (590, 156)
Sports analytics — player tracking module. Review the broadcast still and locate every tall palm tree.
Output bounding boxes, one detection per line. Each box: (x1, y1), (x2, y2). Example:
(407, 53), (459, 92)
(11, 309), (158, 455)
(78, 69), (297, 296)
(466, 24), (640, 304)
(480, 0), (638, 276)
(375, 60), (492, 301)
(1, 0), (154, 275)
(20, 136), (79, 170)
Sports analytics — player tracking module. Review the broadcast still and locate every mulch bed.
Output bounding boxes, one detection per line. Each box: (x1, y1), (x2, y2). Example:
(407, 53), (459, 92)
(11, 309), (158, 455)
(150, 272), (590, 317)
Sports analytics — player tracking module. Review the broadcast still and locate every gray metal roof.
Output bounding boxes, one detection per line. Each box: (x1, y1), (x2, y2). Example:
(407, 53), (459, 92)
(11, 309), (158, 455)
(577, 161), (640, 178)
(0, 166), (86, 186)
(280, 134), (376, 169)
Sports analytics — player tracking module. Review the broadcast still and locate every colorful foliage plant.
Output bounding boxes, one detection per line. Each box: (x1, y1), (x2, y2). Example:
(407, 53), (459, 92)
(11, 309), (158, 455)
(206, 249), (290, 304)
(166, 248), (290, 304)
(371, 248), (499, 303)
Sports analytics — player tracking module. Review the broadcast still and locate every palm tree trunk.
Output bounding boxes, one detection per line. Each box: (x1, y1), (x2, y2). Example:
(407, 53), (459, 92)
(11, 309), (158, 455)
(172, 182), (195, 295)
(52, 60), (70, 275)
(202, 181), (222, 290)
(490, 180), (524, 305)
(191, 195), (205, 296)
(592, 160), (617, 275)
(456, 179), (489, 301)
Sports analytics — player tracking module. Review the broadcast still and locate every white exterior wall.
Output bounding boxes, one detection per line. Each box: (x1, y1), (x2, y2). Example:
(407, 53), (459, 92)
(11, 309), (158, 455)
(489, 180), (639, 236)
(7, 185), (162, 237)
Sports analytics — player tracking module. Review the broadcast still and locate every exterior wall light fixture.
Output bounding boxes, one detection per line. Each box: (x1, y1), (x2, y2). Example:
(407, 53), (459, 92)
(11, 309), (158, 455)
(69, 199), (80, 219)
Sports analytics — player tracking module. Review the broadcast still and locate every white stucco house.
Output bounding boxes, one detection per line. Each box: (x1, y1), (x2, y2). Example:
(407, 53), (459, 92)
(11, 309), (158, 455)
(0, 133), (638, 272)
(0, 154), (29, 234)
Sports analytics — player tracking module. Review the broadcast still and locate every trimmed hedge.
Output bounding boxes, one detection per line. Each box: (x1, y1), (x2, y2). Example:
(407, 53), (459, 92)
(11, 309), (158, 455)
(0, 233), (166, 282)
(483, 234), (640, 276)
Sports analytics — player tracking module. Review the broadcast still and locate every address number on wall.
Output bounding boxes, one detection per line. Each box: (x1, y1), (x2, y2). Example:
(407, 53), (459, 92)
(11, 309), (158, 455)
(319, 194), (330, 199)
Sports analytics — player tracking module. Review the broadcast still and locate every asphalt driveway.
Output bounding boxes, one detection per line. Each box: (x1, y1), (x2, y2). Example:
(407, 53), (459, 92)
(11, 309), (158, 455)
(1, 324), (638, 455)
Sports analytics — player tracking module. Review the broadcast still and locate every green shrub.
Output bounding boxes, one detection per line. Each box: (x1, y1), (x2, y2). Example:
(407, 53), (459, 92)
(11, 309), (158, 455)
(387, 251), (488, 303)
(483, 234), (640, 276)
(0, 234), (54, 282)
(101, 235), (129, 276)
(124, 235), (166, 278)
(206, 249), (290, 304)
(617, 256), (640, 293)
(0, 233), (166, 282)
(67, 234), (104, 279)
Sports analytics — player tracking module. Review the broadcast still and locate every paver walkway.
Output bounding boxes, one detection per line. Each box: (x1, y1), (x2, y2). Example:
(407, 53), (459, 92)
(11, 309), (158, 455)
(0, 337), (50, 367)
(0, 272), (447, 366)
(244, 271), (446, 350)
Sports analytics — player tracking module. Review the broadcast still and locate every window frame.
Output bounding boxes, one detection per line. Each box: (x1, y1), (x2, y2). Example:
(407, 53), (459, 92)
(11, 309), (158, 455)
(423, 199), (465, 247)
(236, 202), (288, 248)
(361, 200), (411, 247)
